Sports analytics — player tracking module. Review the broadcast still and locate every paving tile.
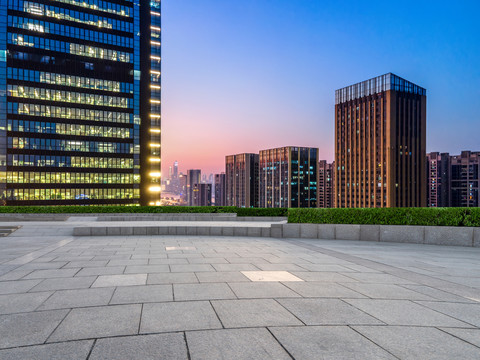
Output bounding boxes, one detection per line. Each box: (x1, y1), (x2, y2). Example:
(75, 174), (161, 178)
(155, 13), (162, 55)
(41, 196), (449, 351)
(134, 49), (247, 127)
(211, 299), (303, 328)
(344, 272), (418, 284)
(0, 292), (52, 314)
(195, 271), (250, 283)
(92, 274), (147, 288)
(75, 266), (125, 277)
(229, 282), (301, 299)
(344, 299), (472, 327)
(23, 268), (80, 279)
(48, 304), (142, 342)
(124, 265), (170, 274)
(254, 263), (308, 271)
(170, 264), (215, 273)
(401, 285), (478, 303)
(29, 276), (97, 292)
(284, 282), (366, 298)
(0, 309), (69, 349)
(416, 301), (480, 327)
(63, 260), (108, 268)
(90, 333), (188, 360)
(298, 264), (355, 272)
(354, 326), (480, 360)
(270, 326), (396, 360)
(290, 271), (358, 282)
(278, 298), (382, 325)
(212, 264), (260, 272)
(0, 279), (42, 295)
(17, 262), (68, 271)
(110, 285), (172, 304)
(188, 257), (228, 264)
(147, 272), (198, 284)
(148, 258), (189, 265)
(241, 271), (304, 282)
(0, 340), (93, 360)
(37, 288), (114, 310)
(186, 328), (291, 360)
(0, 269), (34, 281)
(141, 301), (222, 333)
(173, 283), (236, 301)
(440, 328), (480, 348)
(107, 259), (149, 266)
(341, 283), (435, 300)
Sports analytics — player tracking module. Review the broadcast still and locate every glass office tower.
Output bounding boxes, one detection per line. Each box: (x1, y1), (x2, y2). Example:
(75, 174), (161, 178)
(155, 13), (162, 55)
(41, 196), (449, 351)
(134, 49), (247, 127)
(1, 0), (161, 205)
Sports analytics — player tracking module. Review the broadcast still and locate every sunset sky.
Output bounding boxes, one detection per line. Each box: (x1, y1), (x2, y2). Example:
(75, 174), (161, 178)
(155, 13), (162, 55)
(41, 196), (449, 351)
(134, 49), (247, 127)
(161, 0), (480, 176)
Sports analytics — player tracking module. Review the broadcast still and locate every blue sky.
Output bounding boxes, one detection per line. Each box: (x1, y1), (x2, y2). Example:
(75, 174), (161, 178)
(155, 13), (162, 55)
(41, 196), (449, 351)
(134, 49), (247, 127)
(161, 0), (480, 174)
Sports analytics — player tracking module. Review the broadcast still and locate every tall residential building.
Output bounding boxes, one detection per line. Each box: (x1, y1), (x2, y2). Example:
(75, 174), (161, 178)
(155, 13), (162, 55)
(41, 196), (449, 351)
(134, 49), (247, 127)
(214, 173), (226, 206)
(450, 151), (479, 207)
(192, 183), (211, 206)
(259, 147), (318, 208)
(335, 73), (427, 208)
(225, 153), (259, 208)
(187, 169), (201, 206)
(173, 160), (178, 179)
(426, 152), (450, 207)
(318, 160), (334, 208)
(1, 0), (161, 205)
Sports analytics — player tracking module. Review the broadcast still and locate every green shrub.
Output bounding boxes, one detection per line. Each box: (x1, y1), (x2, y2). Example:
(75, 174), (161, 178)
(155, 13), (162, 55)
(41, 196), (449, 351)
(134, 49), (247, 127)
(0, 206), (287, 217)
(288, 208), (480, 227)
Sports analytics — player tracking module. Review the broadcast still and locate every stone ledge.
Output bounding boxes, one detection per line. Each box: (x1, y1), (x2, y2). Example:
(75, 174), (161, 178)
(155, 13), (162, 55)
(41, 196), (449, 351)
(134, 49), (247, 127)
(72, 224), (480, 247)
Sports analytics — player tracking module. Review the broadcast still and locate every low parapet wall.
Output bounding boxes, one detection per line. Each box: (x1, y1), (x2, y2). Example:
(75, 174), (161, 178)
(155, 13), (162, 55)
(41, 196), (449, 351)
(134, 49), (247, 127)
(279, 224), (480, 247)
(73, 222), (480, 247)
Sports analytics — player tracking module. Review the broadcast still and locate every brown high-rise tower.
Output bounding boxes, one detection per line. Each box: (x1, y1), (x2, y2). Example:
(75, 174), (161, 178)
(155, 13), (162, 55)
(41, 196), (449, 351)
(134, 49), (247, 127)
(335, 73), (426, 208)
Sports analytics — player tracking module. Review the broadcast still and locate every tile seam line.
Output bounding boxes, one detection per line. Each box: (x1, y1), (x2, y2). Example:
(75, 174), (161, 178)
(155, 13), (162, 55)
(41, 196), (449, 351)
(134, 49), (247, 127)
(348, 325), (402, 360)
(0, 324), (471, 352)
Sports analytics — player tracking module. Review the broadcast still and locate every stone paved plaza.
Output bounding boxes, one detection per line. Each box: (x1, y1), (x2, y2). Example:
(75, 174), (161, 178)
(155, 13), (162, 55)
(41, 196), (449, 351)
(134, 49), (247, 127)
(1, 220), (480, 359)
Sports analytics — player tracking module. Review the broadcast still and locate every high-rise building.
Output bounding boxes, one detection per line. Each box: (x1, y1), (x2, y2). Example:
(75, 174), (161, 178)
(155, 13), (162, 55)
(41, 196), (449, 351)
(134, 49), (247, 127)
(187, 169), (201, 206)
(173, 160), (178, 180)
(426, 152), (450, 207)
(318, 160), (334, 208)
(225, 153), (259, 208)
(192, 183), (211, 206)
(259, 147), (318, 208)
(214, 173), (226, 206)
(335, 73), (427, 208)
(450, 151), (479, 207)
(1, 0), (161, 205)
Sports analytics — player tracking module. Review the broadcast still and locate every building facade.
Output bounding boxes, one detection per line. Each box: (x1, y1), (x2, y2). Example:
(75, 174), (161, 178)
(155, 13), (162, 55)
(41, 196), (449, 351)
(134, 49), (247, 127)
(192, 183), (211, 206)
(214, 172), (225, 206)
(259, 146), (318, 208)
(450, 151), (479, 207)
(335, 73), (427, 208)
(186, 169), (201, 206)
(1, 0), (161, 205)
(225, 153), (258, 207)
(318, 160), (334, 208)
(426, 152), (450, 207)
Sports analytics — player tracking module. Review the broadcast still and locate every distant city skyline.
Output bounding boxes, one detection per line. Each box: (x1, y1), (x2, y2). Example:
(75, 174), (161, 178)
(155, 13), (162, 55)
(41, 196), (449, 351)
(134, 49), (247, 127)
(161, 0), (480, 175)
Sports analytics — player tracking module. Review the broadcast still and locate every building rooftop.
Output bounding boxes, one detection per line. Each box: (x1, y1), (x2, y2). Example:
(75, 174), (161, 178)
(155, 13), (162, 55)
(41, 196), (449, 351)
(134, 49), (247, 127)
(0, 217), (479, 358)
(335, 73), (426, 104)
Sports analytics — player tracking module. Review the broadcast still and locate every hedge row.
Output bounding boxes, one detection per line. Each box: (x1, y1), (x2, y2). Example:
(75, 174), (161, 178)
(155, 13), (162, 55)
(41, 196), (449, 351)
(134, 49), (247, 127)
(0, 206), (288, 217)
(288, 208), (480, 227)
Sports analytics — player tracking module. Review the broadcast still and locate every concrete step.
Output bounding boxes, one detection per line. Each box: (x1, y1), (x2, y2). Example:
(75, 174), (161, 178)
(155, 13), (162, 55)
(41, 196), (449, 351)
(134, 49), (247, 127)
(0, 226), (22, 236)
(73, 225), (274, 237)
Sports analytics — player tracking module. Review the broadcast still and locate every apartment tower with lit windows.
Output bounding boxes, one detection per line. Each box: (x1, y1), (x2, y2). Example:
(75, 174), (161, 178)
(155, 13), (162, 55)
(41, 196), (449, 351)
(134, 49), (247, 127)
(0, 0), (161, 205)
(259, 147), (318, 208)
(335, 73), (426, 208)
